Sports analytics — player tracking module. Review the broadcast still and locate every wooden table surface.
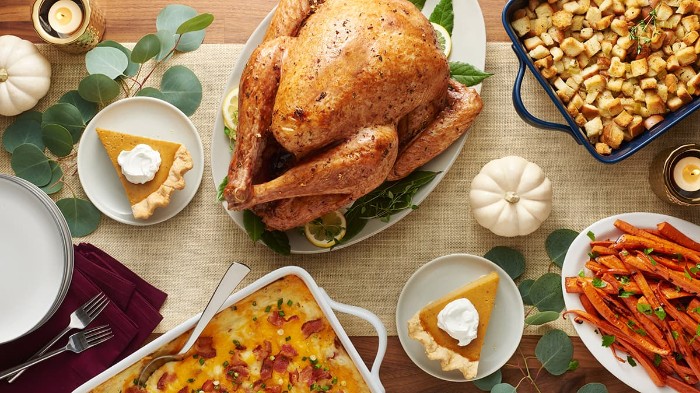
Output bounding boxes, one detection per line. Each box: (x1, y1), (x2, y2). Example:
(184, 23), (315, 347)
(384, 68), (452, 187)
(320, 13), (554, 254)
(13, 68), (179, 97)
(0, 1), (631, 392)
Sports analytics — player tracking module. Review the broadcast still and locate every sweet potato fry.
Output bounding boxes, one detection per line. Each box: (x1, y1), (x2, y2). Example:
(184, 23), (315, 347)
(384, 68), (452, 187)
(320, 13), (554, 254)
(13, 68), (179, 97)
(614, 338), (666, 387)
(597, 254), (628, 271)
(659, 284), (694, 300)
(687, 299), (700, 324)
(620, 296), (671, 352)
(666, 376), (700, 393)
(622, 253), (700, 295)
(591, 245), (619, 256)
(670, 321), (700, 382)
(590, 240), (615, 247)
(614, 231), (700, 263)
(658, 222), (700, 253)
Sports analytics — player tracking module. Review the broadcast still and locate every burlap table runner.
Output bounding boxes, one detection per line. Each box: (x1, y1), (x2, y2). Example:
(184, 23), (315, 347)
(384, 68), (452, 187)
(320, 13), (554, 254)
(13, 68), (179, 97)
(1, 42), (699, 337)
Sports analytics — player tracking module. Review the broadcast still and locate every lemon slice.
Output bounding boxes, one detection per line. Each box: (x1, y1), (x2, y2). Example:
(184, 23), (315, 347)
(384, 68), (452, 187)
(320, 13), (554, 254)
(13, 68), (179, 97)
(304, 210), (347, 248)
(431, 22), (451, 57)
(221, 87), (239, 137)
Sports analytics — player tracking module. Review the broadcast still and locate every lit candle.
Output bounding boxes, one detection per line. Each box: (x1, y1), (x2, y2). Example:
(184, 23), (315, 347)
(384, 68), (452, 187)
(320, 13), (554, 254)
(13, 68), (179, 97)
(47, 0), (83, 36)
(673, 156), (700, 192)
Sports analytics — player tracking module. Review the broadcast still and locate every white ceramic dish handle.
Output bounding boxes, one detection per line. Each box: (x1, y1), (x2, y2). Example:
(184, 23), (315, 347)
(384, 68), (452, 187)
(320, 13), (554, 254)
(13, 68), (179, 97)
(319, 288), (387, 390)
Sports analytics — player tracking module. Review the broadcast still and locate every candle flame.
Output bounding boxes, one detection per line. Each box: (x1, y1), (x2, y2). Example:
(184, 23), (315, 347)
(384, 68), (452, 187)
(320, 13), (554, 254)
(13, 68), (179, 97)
(682, 164), (700, 183)
(55, 7), (72, 24)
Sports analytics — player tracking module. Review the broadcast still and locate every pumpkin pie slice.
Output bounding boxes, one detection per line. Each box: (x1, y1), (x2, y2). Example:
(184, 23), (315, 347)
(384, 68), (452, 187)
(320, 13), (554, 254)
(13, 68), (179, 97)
(96, 128), (193, 219)
(408, 271), (499, 379)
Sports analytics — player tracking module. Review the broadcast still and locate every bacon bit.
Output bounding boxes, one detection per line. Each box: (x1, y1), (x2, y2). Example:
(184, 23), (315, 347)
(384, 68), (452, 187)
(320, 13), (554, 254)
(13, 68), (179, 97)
(260, 357), (274, 380)
(289, 370), (299, 385)
(177, 388), (188, 393)
(194, 336), (217, 359)
(254, 340), (272, 361)
(267, 312), (300, 327)
(312, 368), (332, 382)
(301, 318), (324, 338)
(299, 366), (313, 385)
(226, 363), (250, 381)
(201, 380), (215, 392)
(299, 365), (332, 386)
(157, 372), (176, 390)
(273, 355), (290, 373)
(265, 386), (282, 393)
(125, 387), (146, 393)
(279, 344), (298, 358)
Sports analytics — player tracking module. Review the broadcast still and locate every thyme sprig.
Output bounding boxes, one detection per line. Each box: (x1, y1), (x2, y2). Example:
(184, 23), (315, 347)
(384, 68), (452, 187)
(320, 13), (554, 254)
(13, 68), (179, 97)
(629, 4), (661, 55)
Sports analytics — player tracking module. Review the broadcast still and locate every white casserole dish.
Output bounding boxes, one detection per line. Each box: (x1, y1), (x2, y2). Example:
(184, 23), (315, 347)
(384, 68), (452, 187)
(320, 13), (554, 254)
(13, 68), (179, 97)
(74, 266), (388, 392)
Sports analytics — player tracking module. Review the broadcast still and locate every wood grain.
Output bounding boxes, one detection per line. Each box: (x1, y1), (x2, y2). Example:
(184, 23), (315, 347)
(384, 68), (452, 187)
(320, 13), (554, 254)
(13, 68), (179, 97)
(0, 0), (510, 44)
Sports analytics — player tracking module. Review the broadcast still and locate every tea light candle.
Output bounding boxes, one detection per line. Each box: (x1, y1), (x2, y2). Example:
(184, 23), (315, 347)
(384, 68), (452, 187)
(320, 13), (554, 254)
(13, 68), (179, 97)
(47, 0), (83, 36)
(673, 156), (700, 192)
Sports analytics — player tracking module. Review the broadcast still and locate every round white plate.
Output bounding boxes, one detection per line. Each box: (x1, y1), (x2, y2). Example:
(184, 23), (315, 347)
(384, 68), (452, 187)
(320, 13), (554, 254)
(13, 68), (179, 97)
(396, 254), (525, 381)
(211, 0), (487, 253)
(0, 175), (73, 344)
(77, 97), (204, 225)
(562, 212), (700, 393)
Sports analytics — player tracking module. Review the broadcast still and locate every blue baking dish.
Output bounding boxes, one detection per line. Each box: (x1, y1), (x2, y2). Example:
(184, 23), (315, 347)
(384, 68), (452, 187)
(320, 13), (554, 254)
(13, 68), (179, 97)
(502, 0), (700, 163)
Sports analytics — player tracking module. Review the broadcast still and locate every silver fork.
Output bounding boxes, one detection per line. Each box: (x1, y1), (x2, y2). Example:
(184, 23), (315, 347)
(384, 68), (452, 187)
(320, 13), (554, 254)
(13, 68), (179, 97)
(5, 292), (110, 382)
(0, 325), (113, 379)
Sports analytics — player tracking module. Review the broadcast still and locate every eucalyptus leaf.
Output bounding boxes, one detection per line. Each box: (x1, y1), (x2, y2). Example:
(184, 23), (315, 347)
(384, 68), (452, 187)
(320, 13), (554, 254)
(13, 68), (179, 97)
(546, 229), (579, 268)
(491, 383), (517, 393)
(156, 4), (205, 52)
(10, 144), (52, 186)
(42, 124), (73, 157)
(577, 383), (609, 393)
(136, 87), (166, 99)
(519, 279), (534, 305)
(529, 272), (565, 312)
(535, 329), (574, 376)
(155, 30), (177, 61)
(176, 13), (214, 35)
(484, 246), (525, 280)
(160, 65), (202, 116)
(17, 110), (42, 123)
(40, 161), (63, 194)
(59, 90), (97, 123)
(473, 369), (501, 391)
(97, 40), (139, 77)
(175, 30), (206, 52)
(131, 34), (161, 63)
(525, 311), (561, 325)
(85, 46), (129, 79)
(56, 198), (101, 237)
(42, 103), (85, 144)
(2, 118), (44, 153)
(243, 209), (264, 242)
(429, 0), (454, 35)
(261, 230), (291, 256)
(78, 74), (121, 106)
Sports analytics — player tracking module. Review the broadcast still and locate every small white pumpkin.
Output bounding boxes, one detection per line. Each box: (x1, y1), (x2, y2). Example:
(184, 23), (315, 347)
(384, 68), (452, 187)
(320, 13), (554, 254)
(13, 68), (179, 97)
(470, 156), (552, 237)
(0, 35), (52, 117)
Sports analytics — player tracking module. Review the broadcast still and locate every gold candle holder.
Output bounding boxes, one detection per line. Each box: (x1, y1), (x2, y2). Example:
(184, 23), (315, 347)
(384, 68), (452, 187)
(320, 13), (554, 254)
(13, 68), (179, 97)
(649, 144), (700, 206)
(31, 0), (106, 54)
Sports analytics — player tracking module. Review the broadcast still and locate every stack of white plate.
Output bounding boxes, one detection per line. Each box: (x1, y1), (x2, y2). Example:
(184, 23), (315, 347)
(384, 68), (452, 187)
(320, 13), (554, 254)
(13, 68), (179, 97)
(0, 174), (73, 344)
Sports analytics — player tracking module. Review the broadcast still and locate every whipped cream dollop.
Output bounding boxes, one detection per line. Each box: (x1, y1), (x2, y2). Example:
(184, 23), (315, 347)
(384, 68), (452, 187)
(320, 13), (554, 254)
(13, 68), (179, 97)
(117, 144), (162, 184)
(437, 298), (479, 346)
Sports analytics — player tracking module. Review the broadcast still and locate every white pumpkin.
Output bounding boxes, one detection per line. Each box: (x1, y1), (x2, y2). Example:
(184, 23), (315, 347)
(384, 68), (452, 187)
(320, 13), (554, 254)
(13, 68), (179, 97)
(0, 35), (52, 117)
(470, 156), (552, 237)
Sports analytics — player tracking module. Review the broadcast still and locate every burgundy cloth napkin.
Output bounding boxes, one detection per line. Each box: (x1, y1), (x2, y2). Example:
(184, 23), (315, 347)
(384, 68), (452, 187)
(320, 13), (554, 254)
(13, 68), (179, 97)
(0, 243), (167, 393)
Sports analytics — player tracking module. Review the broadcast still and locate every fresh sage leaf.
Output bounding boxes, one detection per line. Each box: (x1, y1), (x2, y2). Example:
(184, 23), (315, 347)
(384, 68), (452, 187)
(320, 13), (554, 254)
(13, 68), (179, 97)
(484, 246), (525, 280)
(59, 90), (97, 123)
(519, 279), (535, 305)
(429, 0), (454, 35)
(155, 30), (177, 61)
(535, 329), (574, 376)
(85, 46), (129, 79)
(408, 0), (427, 9)
(176, 13), (214, 35)
(243, 209), (264, 242)
(10, 144), (52, 186)
(546, 229), (579, 268)
(78, 74), (121, 106)
(525, 311), (560, 325)
(160, 65), (203, 116)
(56, 198), (101, 237)
(449, 61), (493, 87)
(42, 103), (85, 144)
(529, 272), (565, 312)
(491, 383), (517, 393)
(97, 40), (139, 77)
(577, 383), (609, 393)
(472, 369), (501, 391)
(3, 117), (44, 153)
(156, 4), (205, 52)
(261, 230), (291, 256)
(40, 161), (64, 194)
(136, 87), (166, 99)
(217, 175), (228, 202)
(42, 124), (73, 157)
(131, 34), (161, 63)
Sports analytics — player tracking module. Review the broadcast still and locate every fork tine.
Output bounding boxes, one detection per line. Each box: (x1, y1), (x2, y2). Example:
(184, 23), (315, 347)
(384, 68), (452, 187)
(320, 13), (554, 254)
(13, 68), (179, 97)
(83, 325), (111, 338)
(86, 334), (114, 348)
(86, 330), (113, 344)
(86, 296), (110, 318)
(83, 293), (107, 314)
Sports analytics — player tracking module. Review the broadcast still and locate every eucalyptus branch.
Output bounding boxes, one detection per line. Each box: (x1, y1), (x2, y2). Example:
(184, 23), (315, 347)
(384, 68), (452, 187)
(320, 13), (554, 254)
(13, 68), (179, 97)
(129, 63), (143, 91)
(137, 34), (182, 93)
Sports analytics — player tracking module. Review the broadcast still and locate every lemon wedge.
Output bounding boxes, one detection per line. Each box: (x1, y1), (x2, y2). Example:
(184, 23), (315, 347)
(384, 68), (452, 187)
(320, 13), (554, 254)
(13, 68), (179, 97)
(221, 87), (239, 137)
(304, 210), (347, 248)
(431, 22), (451, 57)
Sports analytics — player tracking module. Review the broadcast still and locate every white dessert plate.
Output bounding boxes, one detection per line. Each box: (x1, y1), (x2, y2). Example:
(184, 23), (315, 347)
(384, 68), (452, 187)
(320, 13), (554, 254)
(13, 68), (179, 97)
(211, 0), (487, 253)
(562, 212), (700, 393)
(77, 97), (204, 225)
(396, 253), (525, 381)
(0, 174), (73, 344)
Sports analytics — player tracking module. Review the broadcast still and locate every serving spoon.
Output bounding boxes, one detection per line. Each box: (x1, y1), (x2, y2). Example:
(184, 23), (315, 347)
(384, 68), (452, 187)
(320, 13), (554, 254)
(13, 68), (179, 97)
(136, 262), (250, 386)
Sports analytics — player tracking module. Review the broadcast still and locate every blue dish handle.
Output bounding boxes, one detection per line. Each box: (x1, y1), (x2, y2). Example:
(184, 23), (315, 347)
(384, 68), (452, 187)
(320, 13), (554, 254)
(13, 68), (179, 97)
(511, 46), (573, 134)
